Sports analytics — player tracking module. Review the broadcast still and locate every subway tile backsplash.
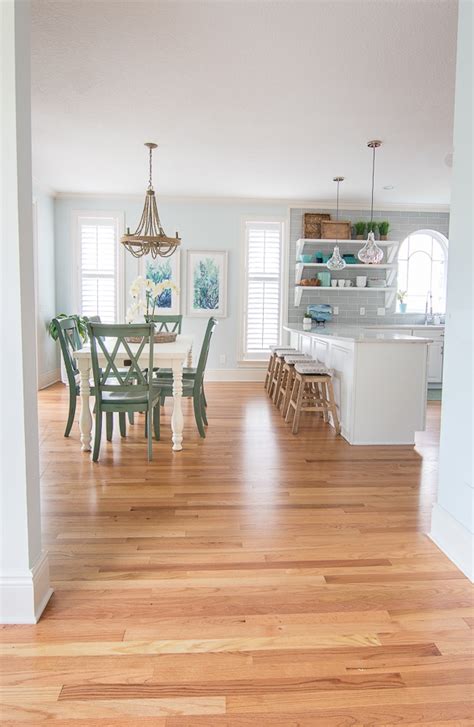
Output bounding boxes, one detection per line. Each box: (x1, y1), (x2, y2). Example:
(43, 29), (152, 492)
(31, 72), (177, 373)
(287, 207), (449, 326)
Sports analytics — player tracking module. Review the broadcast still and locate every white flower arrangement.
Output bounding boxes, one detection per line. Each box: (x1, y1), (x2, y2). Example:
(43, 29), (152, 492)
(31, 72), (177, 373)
(126, 276), (179, 324)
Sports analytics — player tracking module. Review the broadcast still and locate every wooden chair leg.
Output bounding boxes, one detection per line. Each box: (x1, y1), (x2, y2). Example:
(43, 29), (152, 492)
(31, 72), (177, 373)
(128, 412), (135, 425)
(200, 393), (208, 425)
(193, 393), (206, 438)
(92, 410), (102, 462)
(147, 409), (153, 461)
(202, 386), (207, 408)
(119, 413), (127, 437)
(153, 404), (160, 440)
(64, 389), (77, 437)
(106, 412), (113, 441)
(292, 377), (305, 435)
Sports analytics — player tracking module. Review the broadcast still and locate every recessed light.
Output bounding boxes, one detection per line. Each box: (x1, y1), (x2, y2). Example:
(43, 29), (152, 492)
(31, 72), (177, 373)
(383, 185), (395, 190)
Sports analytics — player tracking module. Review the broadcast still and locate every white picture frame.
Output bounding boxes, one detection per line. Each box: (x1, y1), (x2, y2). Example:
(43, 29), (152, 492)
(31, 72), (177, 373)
(186, 250), (228, 318)
(139, 251), (181, 314)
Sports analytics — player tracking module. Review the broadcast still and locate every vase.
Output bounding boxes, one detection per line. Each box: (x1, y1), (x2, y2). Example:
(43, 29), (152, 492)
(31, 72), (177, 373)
(399, 302), (407, 313)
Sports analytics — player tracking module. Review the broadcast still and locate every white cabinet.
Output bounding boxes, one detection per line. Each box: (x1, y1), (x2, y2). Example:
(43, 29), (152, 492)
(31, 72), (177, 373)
(412, 328), (444, 384)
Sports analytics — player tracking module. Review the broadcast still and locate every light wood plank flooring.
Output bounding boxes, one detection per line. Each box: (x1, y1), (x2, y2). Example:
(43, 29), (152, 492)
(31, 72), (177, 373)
(1, 383), (473, 725)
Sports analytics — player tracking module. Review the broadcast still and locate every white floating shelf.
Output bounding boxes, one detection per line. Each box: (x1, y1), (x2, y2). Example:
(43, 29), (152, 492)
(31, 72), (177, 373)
(294, 285), (396, 307)
(296, 262), (397, 269)
(296, 238), (399, 261)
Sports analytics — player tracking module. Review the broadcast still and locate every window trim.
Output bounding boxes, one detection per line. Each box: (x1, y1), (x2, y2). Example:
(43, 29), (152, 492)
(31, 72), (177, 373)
(72, 210), (125, 323)
(397, 228), (449, 314)
(238, 216), (287, 363)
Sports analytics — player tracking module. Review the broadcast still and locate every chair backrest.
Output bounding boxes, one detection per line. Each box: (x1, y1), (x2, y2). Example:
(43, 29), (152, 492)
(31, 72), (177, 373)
(86, 315), (101, 324)
(53, 317), (83, 386)
(145, 314), (183, 333)
(195, 317), (218, 388)
(87, 322), (155, 403)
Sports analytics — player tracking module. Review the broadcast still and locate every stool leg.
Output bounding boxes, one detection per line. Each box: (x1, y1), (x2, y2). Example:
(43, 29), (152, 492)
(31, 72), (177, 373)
(326, 380), (340, 435)
(281, 368), (294, 417)
(264, 353), (275, 392)
(272, 359), (284, 404)
(285, 375), (299, 424)
(277, 365), (288, 410)
(292, 377), (305, 434)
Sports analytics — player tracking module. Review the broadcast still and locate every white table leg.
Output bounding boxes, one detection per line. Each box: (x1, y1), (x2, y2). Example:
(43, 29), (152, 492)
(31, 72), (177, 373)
(171, 359), (184, 452)
(186, 343), (193, 368)
(77, 358), (93, 452)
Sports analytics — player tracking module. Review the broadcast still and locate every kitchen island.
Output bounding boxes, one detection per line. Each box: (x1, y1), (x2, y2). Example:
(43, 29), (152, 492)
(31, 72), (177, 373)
(284, 325), (433, 445)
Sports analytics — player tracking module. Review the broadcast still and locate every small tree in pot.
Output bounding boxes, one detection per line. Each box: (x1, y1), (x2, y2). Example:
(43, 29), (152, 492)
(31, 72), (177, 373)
(367, 221), (378, 236)
(378, 221), (390, 240)
(353, 221), (367, 240)
(397, 290), (407, 313)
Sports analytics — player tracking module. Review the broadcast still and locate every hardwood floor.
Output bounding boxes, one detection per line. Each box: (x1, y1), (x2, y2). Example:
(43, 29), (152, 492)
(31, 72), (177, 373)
(1, 383), (473, 725)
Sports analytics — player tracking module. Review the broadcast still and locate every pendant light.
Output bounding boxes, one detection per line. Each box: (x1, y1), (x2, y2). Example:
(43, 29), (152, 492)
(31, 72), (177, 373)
(358, 140), (384, 264)
(326, 176), (346, 271)
(120, 143), (181, 259)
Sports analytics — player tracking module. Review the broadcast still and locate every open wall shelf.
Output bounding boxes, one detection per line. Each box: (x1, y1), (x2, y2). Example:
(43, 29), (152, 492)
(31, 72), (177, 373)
(294, 286), (396, 307)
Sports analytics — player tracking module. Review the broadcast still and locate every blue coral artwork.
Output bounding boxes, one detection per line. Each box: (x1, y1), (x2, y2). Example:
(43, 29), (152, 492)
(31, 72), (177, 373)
(139, 252), (180, 314)
(187, 250), (228, 317)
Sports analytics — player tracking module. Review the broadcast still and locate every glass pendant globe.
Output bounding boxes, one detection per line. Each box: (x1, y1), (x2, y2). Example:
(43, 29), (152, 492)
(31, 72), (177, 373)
(357, 232), (384, 264)
(326, 245), (346, 271)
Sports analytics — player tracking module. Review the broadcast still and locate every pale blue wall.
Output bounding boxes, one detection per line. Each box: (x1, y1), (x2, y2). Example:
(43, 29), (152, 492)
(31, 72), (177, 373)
(33, 186), (58, 383)
(54, 196), (288, 370)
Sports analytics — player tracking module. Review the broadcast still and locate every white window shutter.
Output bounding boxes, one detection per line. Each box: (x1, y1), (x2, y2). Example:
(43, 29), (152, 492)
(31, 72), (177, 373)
(243, 221), (283, 358)
(78, 217), (119, 323)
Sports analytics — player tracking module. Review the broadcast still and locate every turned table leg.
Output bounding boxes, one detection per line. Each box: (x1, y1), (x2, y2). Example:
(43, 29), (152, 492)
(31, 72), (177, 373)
(77, 359), (93, 452)
(171, 359), (184, 452)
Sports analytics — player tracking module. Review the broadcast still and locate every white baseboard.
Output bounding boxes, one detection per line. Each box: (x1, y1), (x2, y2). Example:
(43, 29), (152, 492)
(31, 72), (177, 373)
(0, 551), (53, 624)
(38, 367), (60, 390)
(205, 368), (266, 382)
(430, 503), (474, 581)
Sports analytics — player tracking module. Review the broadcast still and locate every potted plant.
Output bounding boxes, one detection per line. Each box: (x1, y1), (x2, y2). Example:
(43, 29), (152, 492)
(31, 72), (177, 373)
(353, 221), (367, 240)
(397, 290), (407, 313)
(378, 221), (390, 240)
(367, 221), (378, 236)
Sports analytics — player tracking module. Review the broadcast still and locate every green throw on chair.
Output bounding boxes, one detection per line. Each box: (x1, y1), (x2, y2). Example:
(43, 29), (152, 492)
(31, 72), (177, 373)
(87, 321), (162, 462)
(145, 314), (183, 333)
(152, 317), (217, 438)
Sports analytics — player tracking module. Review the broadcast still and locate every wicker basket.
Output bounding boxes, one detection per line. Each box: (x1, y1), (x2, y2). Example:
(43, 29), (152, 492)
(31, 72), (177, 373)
(320, 220), (352, 240)
(303, 213), (331, 239)
(126, 332), (177, 344)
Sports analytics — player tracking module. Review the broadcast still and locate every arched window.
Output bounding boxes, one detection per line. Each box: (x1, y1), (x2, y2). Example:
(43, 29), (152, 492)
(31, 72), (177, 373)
(397, 230), (448, 313)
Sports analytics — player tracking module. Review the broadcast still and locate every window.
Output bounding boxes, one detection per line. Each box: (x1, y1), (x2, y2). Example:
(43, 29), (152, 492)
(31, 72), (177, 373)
(397, 230), (448, 313)
(75, 213), (123, 323)
(242, 220), (284, 359)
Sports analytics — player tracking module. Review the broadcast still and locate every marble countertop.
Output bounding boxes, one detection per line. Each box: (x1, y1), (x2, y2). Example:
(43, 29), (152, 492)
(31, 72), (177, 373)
(364, 324), (445, 330)
(284, 324), (434, 344)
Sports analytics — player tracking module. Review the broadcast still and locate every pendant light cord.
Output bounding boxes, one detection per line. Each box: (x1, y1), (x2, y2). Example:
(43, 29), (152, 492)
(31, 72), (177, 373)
(148, 146), (153, 190)
(336, 180), (340, 221)
(370, 143), (376, 226)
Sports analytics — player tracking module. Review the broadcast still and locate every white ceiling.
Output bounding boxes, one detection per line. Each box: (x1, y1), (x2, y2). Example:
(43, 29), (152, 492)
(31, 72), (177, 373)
(31, 0), (458, 205)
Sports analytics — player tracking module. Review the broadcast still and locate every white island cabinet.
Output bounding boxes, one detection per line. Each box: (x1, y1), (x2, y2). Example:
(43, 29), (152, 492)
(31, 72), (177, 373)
(284, 325), (432, 446)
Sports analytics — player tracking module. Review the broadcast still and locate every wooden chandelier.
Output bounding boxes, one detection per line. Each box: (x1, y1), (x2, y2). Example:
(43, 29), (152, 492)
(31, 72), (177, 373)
(120, 143), (181, 259)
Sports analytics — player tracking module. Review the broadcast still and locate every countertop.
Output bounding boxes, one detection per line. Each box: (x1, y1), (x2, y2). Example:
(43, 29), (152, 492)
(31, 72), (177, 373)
(364, 324), (445, 330)
(284, 324), (434, 344)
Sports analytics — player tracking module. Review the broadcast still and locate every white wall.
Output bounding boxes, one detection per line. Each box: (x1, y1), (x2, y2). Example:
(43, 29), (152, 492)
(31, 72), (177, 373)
(430, 0), (473, 580)
(33, 186), (58, 388)
(54, 195), (288, 375)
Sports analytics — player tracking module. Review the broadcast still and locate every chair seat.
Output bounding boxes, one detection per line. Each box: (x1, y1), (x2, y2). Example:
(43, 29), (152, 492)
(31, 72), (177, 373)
(283, 354), (313, 364)
(270, 345), (297, 353)
(153, 367), (196, 378)
(101, 389), (162, 406)
(294, 363), (332, 375)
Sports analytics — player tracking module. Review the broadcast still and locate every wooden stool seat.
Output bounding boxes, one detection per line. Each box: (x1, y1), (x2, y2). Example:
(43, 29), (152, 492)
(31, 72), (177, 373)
(285, 368), (340, 435)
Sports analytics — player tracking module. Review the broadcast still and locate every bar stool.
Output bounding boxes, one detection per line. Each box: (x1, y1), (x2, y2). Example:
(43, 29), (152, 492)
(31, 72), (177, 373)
(270, 349), (301, 403)
(265, 347), (297, 395)
(285, 362), (340, 435)
(276, 354), (313, 417)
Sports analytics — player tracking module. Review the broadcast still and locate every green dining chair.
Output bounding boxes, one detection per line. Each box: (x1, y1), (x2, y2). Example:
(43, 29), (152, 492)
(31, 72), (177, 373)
(87, 322), (162, 462)
(145, 314), (183, 333)
(152, 317), (217, 438)
(54, 316), (127, 439)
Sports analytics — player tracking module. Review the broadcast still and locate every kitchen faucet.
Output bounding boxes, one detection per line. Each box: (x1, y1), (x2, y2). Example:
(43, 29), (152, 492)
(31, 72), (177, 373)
(424, 290), (433, 325)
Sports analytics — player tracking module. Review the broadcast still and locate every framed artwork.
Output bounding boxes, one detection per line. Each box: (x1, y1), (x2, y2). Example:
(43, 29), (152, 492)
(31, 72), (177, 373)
(139, 251), (181, 314)
(186, 250), (228, 317)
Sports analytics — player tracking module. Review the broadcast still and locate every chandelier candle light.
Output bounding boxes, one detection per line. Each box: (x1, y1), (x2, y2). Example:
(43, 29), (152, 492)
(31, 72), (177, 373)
(358, 140), (384, 264)
(326, 176), (346, 272)
(120, 143), (181, 259)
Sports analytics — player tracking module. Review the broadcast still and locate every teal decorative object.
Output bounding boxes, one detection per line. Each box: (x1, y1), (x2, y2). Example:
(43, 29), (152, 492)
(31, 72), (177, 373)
(317, 272), (331, 287)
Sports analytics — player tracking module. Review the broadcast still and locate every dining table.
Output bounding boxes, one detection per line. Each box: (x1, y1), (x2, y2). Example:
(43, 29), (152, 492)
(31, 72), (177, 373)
(74, 334), (194, 453)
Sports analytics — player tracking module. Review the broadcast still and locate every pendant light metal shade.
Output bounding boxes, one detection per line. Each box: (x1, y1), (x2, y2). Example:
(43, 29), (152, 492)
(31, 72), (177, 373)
(358, 140), (384, 264)
(327, 176), (347, 271)
(121, 143), (181, 259)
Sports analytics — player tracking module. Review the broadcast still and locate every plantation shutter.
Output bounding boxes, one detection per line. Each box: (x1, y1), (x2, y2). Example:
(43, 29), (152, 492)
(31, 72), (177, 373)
(244, 221), (283, 358)
(78, 216), (118, 323)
